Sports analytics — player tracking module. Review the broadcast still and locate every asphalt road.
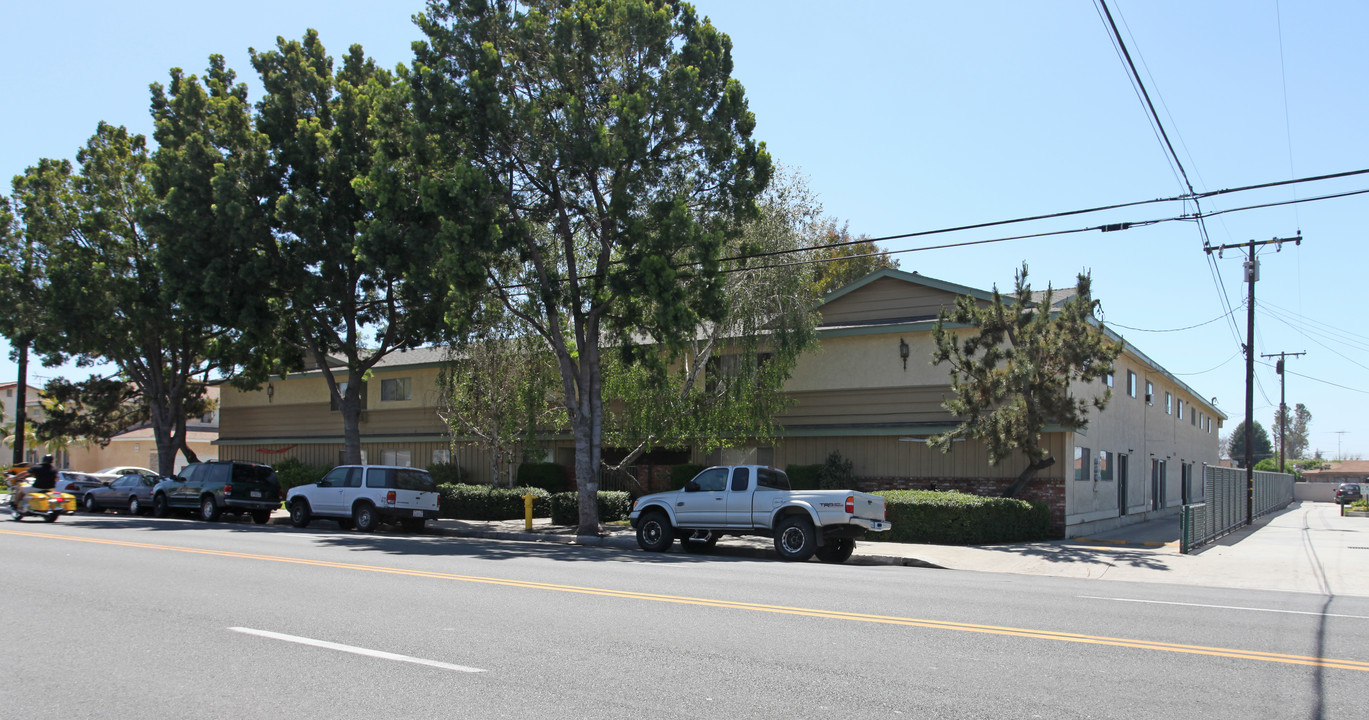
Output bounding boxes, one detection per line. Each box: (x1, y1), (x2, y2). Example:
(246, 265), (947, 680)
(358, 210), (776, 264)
(4, 513), (1368, 719)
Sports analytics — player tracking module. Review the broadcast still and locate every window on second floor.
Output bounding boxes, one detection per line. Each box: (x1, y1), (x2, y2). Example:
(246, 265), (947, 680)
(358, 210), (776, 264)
(1127, 371), (1137, 398)
(1177, 399), (1184, 420)
(1145, 381), (1154, 406)
(330, 381), (368, 411)
(380, 377), (412, 402)
(1165, 392), (1172, 414)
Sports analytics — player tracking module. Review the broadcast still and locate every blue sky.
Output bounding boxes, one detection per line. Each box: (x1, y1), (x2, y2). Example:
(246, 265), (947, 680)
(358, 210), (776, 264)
(2, 1), (1366, 459)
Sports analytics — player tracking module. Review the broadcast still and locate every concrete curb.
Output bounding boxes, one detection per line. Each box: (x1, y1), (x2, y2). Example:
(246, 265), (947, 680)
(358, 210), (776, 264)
(424, 522), (943, 568)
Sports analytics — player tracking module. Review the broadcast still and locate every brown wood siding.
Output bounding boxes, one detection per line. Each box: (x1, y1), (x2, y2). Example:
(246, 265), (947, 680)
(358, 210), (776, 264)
(221, 440), (503, 485)
(766, 433), (1069, 480)
(819, 278), (959, 325)
(778, 386), (955, 426)
(221, 404), (448, 441)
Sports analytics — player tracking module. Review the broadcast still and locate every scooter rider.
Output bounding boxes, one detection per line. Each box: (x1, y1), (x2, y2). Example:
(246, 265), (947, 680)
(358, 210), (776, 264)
(10, 454), (57, 510)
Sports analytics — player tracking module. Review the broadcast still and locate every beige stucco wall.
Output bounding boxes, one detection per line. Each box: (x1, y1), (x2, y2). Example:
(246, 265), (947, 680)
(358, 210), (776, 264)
(1063, 351), (1223, 524)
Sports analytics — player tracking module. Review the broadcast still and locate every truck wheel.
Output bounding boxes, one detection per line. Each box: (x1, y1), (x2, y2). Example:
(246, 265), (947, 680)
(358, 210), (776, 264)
(289, 500), (312, 528)
(200, 495), (222, 522)
(774, 515), (817, 561)
(636, 511), (674, 552)
(353, 503), (379, 533)
(152, 493), (170, 518)
(815, 538), (855, 564)
(680, 530), (719, 554)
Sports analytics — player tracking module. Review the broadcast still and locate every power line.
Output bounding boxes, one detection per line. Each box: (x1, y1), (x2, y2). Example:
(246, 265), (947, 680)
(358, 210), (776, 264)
(1105, 306), (1240, 333)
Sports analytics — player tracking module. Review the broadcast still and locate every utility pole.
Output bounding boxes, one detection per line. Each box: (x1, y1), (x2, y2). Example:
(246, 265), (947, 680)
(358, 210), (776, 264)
(1262, 350), (1305, 471)
(1206, 235), (1301, 525)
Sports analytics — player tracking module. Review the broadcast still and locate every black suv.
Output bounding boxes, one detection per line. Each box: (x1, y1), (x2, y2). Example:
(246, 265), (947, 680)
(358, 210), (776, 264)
(1335, 483), (1363, 505)
(151, 461), (281, 523)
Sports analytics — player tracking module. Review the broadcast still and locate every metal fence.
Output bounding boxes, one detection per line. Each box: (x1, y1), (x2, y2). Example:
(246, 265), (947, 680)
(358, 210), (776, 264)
(1180, 466), (1295, 553)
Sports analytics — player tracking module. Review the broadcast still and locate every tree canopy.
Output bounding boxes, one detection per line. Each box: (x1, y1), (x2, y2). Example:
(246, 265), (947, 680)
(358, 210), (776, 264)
(930, 264), (1123, 497)
(1226, 420), (1274, 468)
(1272, 402), (1312, 460)
(413, 0), (772, 533)
(807, 222), (900, 297)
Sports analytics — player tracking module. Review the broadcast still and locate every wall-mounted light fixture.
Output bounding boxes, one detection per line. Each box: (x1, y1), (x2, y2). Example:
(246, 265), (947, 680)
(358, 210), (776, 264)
(267, 383), (275, 403)
(899, 338), (910, 370)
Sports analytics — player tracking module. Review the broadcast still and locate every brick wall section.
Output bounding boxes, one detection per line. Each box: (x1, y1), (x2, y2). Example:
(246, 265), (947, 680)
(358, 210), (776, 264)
(855, 475), (1068, 536)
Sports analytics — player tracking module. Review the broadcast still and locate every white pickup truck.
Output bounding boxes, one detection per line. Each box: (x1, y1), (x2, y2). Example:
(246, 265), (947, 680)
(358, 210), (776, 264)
(628, 465), (890, 563)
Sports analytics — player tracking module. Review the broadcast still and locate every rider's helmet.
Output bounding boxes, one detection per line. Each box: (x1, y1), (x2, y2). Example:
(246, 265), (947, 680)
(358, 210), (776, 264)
(41, 454), (54, 465)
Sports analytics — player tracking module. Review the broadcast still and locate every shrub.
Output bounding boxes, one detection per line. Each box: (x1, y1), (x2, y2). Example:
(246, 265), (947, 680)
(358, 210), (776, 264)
(550, 491), (634, 525)
(437, 483), (550, 520)
(272, 458), (330, 494)
(866, 490), (1052, 545)
(785, 464), (821, 490)
(669, 464), (707, 491)
(427, 461), (464, 486)
(817, 451), (855, 490)
(516, 463), (570, 493)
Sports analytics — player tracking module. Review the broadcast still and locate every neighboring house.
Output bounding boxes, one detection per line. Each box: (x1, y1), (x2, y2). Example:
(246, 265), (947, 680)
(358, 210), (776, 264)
(1, 381), (220, 474)
(216, 268), (1225, 537)
(1301, 461), (1369, 484)
(0, 382), (66, 466)
(63, 387), (221, 474)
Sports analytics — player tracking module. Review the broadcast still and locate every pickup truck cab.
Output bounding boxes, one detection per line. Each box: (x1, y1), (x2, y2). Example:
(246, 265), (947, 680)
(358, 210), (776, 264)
(628, 465), (890, 563)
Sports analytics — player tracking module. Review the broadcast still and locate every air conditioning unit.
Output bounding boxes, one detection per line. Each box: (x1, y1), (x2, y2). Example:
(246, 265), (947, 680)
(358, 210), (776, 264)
(1144, 394), (1152, 404)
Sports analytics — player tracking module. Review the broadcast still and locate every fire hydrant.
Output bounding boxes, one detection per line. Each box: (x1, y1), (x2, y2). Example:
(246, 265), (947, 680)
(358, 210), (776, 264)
(522, 493), (536, 531)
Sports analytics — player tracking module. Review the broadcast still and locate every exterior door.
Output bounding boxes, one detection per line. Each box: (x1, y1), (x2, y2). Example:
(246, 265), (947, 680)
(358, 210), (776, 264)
(724, 467), (753, 528)
(1117, 453), (1128, 516)
(675, 467), (728, 526)
(314, 467), (352, 515)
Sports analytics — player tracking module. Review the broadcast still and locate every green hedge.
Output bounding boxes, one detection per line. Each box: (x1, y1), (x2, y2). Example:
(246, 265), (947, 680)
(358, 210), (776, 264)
(549, 491), (634, 525)
(272, 458), (330, 494)
(516, 463), (570, 493)
(785, 464), (821, 490)
(437, 484), (551, 520)
(427, 461), (465, 486)
(866, 490), (1052, 545)
(669, 464), (707, 491)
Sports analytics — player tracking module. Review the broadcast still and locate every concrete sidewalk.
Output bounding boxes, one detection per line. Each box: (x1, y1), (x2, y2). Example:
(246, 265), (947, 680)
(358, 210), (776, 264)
(410, 500), (1368, 597)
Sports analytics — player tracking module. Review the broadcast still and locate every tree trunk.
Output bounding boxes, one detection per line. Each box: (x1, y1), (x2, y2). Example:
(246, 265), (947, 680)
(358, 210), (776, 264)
(148, 401), (177, 476)
(1003, 457), (1055, 498)
(340, 369), (363, 465)
(12, 340), (27, 464)
(574, 346), (602, 537)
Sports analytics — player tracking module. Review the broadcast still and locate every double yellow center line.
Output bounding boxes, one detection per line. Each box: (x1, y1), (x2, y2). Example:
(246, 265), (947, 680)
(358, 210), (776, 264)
(7, 527), (1368, 672)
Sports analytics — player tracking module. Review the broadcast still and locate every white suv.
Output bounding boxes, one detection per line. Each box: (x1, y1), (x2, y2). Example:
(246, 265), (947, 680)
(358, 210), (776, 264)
(286, 465), (440, 533)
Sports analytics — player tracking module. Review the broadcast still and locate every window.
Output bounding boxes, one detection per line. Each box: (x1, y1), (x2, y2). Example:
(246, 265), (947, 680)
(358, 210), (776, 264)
(757, 468), (791, 490)
(1104, 372), (1114, 389)
(1127, 371), (1136, 398)
(1145, 380), (1154, 405)
(1177, 399), (1184, 420)
(1098, 450), (1113, 481)
(690, 467), (729, 492)
(1192, 410), (1198, 426)
(381, 449), (413, 467)
(433, 448), (451, 465)
(1206, 417), (1212, 433)
(1165, 392), (1172, 415)
(380, 377), (412, 402)
(731, 467), (751, 492)
(1074, 446), (1091, 481)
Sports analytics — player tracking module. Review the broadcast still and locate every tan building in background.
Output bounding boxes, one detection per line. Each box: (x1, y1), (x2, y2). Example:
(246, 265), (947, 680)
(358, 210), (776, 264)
(216, 268), (1225, 536)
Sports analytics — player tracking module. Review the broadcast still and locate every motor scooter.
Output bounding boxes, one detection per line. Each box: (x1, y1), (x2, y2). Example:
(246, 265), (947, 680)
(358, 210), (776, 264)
(6, 476), (75, 522)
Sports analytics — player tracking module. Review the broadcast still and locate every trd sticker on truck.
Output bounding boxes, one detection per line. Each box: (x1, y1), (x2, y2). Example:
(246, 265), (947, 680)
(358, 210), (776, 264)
(818, 502), (842, 508)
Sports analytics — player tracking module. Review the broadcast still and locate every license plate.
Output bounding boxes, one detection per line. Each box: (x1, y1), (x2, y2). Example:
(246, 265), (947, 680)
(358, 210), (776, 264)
(413, 510), (423, 517)
(250, 491), (261, 498)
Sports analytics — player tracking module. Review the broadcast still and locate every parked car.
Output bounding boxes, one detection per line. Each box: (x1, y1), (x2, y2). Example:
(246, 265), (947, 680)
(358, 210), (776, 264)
(285, 465), (439, 533)
(1334, 483), (1363, 505)
(151, 461), (281, 523)
(82, 473), (160, 515)
(629, 465), (890, 562)
(87, 466), (159, 483)
(54, 471), (107, 501)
